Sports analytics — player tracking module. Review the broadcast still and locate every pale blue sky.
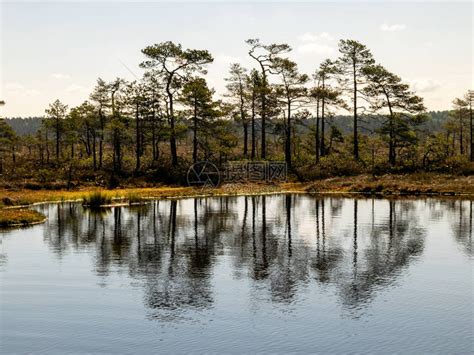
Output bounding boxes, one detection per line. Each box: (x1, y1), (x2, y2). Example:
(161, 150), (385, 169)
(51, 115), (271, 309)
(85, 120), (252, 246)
(1, 1), (472, 116)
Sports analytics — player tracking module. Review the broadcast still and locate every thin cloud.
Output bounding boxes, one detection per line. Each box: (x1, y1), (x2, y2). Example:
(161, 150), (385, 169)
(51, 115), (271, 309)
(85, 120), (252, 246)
(66, 84), (88, 93)
(51, 73), (71, 80)
(4, 83), (40, 97)
(409, 79), (440, 93)
(298, 43), (335, 55)
(296, 32), (335, 55)
(24, 89), (41, 96)
(380, 23), (407, 32)
(215, 54), (242, 64)
(5, 83), (24, 90)
(298, 32), (334, 42)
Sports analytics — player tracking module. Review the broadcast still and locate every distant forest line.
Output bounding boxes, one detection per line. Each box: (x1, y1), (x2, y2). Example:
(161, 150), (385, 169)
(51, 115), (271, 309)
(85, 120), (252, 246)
(4, 111), (452, 137)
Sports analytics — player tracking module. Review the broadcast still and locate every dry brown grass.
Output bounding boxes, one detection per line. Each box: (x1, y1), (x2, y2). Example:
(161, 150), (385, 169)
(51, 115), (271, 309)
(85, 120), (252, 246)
(302, 173), (474, 195)
(0, 186), (195, 206)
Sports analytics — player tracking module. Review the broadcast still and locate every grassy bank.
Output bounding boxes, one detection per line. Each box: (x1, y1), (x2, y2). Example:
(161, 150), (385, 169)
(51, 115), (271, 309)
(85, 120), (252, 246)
(0, 186), (196, 207)
(302, 173), (474, 195)
(0, 209), (46, 228)
(0, 173), (472, 228)
(1, 173), (473, 207)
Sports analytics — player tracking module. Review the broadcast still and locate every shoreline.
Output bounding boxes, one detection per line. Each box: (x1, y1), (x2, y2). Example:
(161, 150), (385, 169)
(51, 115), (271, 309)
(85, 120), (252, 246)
(1, 174), (473, 205)
(0, 209), (48, 228)
(1, 173), (472, 228)
(0, 217), (48, 229)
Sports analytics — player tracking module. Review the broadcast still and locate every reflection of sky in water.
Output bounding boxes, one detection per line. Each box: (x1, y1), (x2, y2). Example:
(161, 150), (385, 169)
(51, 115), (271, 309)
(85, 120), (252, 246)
(0, 196), (472, 353)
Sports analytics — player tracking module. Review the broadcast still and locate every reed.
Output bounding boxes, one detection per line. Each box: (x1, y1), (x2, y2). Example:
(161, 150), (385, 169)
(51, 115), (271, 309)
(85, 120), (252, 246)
(82, 191), (112, 207)
(126, 192), (147, 205)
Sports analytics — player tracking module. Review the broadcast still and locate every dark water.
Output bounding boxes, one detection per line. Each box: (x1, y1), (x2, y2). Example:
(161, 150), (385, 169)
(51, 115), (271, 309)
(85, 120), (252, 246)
(0, 195), (473, 354)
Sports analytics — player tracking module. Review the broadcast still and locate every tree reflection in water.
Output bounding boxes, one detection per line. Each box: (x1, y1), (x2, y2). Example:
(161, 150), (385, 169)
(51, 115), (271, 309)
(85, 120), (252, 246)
(451, 200), (473, 257)
(40, 196), (472, 320)
(337, 199), (426, 315)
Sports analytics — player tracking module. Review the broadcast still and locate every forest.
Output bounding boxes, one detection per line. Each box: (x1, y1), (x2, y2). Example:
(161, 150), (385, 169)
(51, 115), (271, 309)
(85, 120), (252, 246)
(1, 38), (473, 188)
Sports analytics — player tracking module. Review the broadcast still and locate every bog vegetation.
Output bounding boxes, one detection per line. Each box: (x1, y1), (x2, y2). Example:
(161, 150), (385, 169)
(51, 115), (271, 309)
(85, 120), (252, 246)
(1, 39), (473, 188)
(0, 208), (45, 227)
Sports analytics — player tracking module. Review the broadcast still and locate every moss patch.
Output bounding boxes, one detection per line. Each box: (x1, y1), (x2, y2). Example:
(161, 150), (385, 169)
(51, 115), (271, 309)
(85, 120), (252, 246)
(0, 209), (46, 228)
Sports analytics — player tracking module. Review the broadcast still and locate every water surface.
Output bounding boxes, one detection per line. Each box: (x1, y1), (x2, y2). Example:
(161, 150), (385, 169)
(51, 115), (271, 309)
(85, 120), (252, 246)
(1, 195), (473, 353)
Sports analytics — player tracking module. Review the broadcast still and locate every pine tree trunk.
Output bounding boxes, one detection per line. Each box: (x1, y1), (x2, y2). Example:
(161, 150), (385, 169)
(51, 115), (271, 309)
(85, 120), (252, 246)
(459, 109), (464, 155)
(92, 135), (97, 170)
(152, 110), (157, 162)
(56, 119), (60, 161)
(261, 94), (266, 159)
(470, 99), (473, 161)
(193, 99), (198, 164)
(243, 122), (248, 158)
(315, 99), (320, 163)
(261, 71), (267, 160)
(135, 102), (141, 173)
(321, 78), (326, 157)
(353, 61), (359, 160)
(285, 101), (292, 168)
(167, 81), (178, 166)
(99, 109), (104, 168)
(251, 93), (256, 160)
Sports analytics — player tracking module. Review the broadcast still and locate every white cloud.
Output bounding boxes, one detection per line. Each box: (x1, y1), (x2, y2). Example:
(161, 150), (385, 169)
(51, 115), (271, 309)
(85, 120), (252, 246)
(5, 83), (24, 90)
(298, 32), (334, 42)
(380, 23), (407, 32)
(296, 32), (335, 55)
(298, 43), (335, 55)
(24, 89), (41, 97)
(409, 79), (440, 93)
(66, 84), (88, 93)
(3, 83), (40, 97)
(51, 73), (70, 80)
(215, 54), (241, 64)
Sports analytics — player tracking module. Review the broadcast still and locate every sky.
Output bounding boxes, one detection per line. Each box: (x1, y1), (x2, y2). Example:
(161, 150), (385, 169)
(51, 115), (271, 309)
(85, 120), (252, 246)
(1, 1), (472, 117)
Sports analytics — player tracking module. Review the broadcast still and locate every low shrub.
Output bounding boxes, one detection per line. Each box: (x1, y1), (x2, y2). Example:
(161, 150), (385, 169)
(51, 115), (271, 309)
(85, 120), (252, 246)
(126, 192), (146, 205)
(82, 191), (112, 207)
(146, 162), (189, 185)
(298, 155), (365, 180)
